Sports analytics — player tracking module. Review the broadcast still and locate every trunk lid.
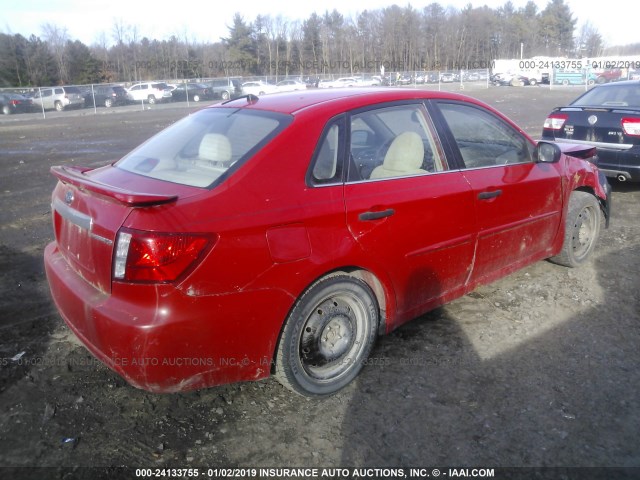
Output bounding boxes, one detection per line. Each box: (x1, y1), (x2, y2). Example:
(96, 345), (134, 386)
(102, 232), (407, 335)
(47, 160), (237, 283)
(50, 165), (189, 293)
(545, 107), (640, 149)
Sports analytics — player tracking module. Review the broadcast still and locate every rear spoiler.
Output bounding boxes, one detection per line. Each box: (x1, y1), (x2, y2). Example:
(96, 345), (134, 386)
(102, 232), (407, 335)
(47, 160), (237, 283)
(557, 106), (640, 114)
(51, 165), (178, 207)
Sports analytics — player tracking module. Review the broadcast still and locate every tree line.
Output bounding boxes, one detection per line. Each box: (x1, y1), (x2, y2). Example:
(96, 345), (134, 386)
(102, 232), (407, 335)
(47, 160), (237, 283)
(0, 0), (624, 88)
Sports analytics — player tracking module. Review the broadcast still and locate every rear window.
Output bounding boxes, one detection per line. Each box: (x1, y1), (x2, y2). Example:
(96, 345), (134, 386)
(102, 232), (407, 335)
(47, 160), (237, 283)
(572, 84), (640, 108)
(116, 108), (292, 188)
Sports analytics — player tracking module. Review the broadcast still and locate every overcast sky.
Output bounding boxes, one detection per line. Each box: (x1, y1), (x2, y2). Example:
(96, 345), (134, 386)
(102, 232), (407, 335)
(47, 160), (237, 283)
(2, 0), (634, 50)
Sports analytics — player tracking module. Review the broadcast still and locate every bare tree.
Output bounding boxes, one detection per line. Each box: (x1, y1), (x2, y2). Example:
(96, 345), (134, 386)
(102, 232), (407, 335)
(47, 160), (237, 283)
(41, 23), (69, 83)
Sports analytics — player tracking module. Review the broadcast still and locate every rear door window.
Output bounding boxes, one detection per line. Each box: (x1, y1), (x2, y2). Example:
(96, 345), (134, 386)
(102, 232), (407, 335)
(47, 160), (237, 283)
(348, 103), (447, 181)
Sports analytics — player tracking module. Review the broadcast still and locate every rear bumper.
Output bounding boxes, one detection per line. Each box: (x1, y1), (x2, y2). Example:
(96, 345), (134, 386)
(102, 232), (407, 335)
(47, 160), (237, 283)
(44, 242), (285, 392)
(597, 147), (640, 181)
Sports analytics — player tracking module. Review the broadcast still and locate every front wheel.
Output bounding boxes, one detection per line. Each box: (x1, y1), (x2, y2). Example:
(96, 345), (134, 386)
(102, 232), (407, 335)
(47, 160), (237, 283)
(275, 275), (378, 397)
(2, 105), (10, 115)
(551, 191), (602, 267)
(147, 95), (156, 105)
(55, 101), (64, 111)
(104, 98), (113, 108)
(192, 94), (200, 102)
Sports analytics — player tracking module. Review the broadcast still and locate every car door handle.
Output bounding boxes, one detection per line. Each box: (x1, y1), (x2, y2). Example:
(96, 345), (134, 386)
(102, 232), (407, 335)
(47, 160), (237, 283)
(359, 209), (395, 221)
(478, 189), (502, 200)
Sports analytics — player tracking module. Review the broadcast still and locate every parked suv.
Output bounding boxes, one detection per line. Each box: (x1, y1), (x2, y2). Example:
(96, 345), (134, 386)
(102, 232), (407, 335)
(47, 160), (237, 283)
(209, 78), (242, 100)
(126, 82), (172, 104)
(32, 86), (84, 111)
(84, 85), (128, 108)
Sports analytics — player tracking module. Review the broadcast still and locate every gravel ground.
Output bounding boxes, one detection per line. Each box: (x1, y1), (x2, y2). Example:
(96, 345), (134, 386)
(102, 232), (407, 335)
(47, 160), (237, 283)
(0, 86), (638, 479)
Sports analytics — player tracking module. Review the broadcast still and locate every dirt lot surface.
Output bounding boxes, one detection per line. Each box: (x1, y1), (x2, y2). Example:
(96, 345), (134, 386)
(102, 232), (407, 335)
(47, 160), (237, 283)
(1, 87), (639, 478)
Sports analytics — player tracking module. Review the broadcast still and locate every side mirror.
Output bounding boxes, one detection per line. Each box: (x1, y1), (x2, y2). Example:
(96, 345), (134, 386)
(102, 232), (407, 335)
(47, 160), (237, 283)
(535, 141), (561, 163)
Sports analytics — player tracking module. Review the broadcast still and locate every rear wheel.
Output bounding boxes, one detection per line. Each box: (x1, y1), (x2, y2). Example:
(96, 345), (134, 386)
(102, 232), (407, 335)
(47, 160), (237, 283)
(193, 94), (200, 102)
(275, 275), (378, 397)
(551, 191), (602, 267)
(104, 98), (113, 108)
(2, 105), (10, 115)
(220, 91), (230, 100)
(147, 95), (156, 105)
(528, 78), (537, 86)
(55, 101), (64, 111)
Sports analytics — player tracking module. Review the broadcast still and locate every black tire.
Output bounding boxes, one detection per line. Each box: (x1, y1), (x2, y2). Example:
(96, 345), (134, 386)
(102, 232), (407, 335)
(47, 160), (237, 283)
(528, 78), (537, 86)
(221, 91), (230, 100)
(275, 275), (378, 397)
(193, 94), (200, 102)
(104, 98), (113, 108)
(562, 79), (569, 86)
(147, 95), (156, 105)
(55, 101), (64, 111)
(2, 104), (11, 115)
(551, 191), (602, 267)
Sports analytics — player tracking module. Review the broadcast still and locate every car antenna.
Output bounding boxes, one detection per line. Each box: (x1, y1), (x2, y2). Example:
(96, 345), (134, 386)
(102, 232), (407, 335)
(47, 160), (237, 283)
(221, 94), (259, 105)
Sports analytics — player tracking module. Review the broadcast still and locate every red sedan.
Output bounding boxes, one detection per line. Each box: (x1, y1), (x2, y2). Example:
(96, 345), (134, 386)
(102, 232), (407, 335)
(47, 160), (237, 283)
(44, 89), (611, 396)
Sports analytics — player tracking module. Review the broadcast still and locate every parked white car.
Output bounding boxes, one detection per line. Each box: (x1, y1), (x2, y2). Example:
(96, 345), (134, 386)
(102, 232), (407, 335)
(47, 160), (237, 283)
(356, 75), (382, 86)
(276, 79), (307, 92)
(241, 81), (279, 96)
(126, 82), (172, 104)
(318, 77), (359, 88)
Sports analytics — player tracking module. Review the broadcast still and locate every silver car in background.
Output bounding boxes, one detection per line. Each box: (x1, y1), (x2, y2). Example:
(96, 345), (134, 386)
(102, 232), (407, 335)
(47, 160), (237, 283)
(31, 86), (85, 111)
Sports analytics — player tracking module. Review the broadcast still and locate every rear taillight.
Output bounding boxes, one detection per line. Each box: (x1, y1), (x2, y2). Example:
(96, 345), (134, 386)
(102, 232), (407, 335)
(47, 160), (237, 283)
(113, 228), (214, 283)
(10, 100), (19, 106)
(543, 113), (568, 130)
(621, 117), (640, 136)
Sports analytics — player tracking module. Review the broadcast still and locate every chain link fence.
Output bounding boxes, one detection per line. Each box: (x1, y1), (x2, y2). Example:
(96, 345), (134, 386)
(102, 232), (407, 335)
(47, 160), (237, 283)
(1, 69), (492, 120)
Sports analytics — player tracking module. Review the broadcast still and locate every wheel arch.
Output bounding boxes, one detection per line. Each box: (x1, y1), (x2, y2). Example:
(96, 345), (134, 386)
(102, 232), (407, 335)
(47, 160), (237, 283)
(270, 266), (392, 374)
(573, 185), (610, 228)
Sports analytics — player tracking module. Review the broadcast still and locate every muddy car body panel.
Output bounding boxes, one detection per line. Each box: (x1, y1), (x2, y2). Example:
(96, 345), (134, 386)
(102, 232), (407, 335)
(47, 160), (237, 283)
(44, 88), (610, 395)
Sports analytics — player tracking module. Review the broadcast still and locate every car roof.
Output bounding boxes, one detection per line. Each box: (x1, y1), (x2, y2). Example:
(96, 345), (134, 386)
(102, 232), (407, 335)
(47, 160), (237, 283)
(589, 80), (640, 88)
(215, 88), (487, 115)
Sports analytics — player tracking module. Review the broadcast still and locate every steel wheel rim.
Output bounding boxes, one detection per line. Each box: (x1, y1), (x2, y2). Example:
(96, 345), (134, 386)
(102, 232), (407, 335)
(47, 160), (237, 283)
(298, 292), (369, 381)
(573, 205), (597, 259)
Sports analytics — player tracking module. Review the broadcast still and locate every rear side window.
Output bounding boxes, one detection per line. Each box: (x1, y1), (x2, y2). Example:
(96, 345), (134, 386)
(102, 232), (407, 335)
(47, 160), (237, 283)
(572, 85), (640, 108)
(308, 117), (346, 184)
(116, 108), (292, 188)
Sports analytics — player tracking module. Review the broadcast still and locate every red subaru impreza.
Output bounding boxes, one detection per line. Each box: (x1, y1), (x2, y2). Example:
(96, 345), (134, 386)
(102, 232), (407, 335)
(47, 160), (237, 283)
(44, 89), (611, 396)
